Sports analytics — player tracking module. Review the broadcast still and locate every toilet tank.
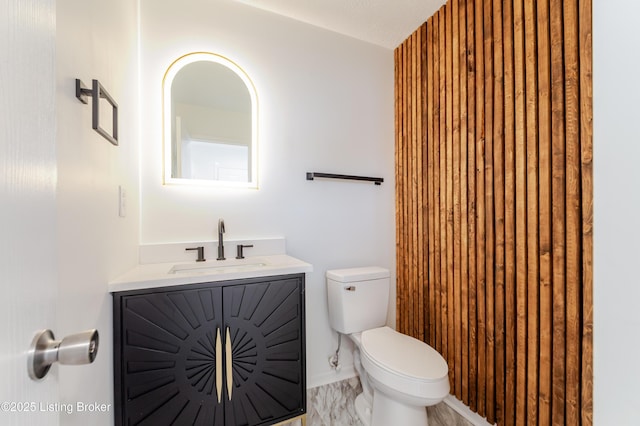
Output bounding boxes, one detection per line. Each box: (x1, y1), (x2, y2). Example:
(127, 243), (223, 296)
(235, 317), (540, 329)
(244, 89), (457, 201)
(326, 267), (390, 334)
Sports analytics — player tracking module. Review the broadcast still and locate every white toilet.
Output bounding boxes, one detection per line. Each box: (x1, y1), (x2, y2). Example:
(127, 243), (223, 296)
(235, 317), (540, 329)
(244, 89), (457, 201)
(327, 267), (450, 426)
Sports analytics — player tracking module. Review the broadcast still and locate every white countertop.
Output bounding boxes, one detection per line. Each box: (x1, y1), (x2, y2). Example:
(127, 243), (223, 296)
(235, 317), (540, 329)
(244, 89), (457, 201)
(109, 254), (313, 293)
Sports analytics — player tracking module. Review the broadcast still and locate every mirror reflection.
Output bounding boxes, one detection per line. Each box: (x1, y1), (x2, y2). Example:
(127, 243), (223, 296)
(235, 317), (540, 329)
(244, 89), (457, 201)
(163, 52), (257, 187)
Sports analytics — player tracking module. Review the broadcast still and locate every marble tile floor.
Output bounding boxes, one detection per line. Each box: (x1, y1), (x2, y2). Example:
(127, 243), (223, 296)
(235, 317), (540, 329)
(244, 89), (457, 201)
(426, 403), (474, 426)
(307, 377), (362, 426)
(297, 377), (474, 426)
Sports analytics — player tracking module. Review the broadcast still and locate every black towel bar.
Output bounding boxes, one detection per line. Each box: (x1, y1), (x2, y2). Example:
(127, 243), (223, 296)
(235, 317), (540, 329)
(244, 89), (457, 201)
(75, 79), (118, 146)
(306, 172), (383, 185)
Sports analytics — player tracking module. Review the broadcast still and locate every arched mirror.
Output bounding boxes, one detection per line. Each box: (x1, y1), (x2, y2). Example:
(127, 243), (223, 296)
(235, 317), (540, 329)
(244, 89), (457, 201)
(163, 52), (258, 188)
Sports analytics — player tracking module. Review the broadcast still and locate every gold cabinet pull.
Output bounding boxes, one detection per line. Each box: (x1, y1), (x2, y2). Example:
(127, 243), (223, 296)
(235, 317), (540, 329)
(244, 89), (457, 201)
(215, 328), (222, 403)
(225, 327), (233, 400)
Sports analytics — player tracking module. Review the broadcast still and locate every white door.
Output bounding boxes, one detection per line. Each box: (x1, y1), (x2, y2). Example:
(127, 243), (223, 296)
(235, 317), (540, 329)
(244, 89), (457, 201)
(0, 0), (60, 424)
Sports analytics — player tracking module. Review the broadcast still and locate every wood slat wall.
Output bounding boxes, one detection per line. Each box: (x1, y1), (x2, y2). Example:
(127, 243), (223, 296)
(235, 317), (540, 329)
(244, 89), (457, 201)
(394, 1), (592, 425)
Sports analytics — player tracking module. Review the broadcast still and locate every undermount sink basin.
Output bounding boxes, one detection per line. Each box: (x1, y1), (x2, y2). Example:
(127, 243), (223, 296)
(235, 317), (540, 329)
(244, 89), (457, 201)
(169, 261), (267, 275)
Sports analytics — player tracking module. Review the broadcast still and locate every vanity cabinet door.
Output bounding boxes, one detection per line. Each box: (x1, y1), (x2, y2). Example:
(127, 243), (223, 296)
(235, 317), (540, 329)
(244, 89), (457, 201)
(115, 286), (226, 425)
(222, 277), (306, 426)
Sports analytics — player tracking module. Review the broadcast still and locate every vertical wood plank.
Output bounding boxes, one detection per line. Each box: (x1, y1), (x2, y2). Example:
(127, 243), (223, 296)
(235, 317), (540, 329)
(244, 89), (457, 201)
(414, 30), (420, 339)
(433, 10), (443, 355)
(405, 33), (413, 338)
(445, 3), (456, 391)
(524, 0), (541, 423)
(492, 0), (506, 423)
(502, 0), (517, 423)
(418, 25), (423, 339)
(537, 0), (553, 422)
(414, 28), (420, 340)
(483, 1), (496, 421)
(458, 0), (470, 404)
(452, 0), (463, 399)
(418, 24), (424, 337)
(400, 38), (409, 336)
(420, 23), (429, 344)
(413, 28), (418, 334)
(404, 32), (411, 337)
(474, 0), (486, 417)
(563, 0), (581, 424)
(420, 23), (428, 343)
(466, 0), (478, 412)
(407, 32), (422, 337)
(514, 0), (530, 424)
(398, 40), (406, 336)
(404, 36), (412, 338)
(394, 44), (403, 335)
(550, 0), (566, 423)
(426, 19), (437, 350)
(439, 7), (449, 372)
(579, 0), (594, 423)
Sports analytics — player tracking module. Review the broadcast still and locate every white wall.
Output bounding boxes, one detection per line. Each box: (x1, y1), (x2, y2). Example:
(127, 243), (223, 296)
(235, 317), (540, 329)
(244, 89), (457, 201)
(593, 0), (640, 423)
(56, 0), (139, 424)
(139, 0), (395, 387)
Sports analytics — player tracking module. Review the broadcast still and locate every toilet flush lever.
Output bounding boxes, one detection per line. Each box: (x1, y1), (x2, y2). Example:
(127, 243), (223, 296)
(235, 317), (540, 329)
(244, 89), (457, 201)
(344, 286), (356, 291)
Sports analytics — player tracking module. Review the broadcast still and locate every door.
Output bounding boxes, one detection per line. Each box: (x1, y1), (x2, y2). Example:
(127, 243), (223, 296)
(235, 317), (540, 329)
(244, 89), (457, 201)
(223, 278), (305, 426)
(0, 0), (59, 424)
(116, 286), (226, 425)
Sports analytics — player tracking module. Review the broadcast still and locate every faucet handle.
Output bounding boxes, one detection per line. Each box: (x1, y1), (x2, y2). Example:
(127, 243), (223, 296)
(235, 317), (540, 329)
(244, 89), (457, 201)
(236, 244), (254, 259)
(186, 246), (206, 262)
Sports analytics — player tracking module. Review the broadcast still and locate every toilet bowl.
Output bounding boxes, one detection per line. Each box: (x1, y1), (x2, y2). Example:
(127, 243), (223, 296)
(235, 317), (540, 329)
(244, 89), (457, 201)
(326, 267), (450, 426)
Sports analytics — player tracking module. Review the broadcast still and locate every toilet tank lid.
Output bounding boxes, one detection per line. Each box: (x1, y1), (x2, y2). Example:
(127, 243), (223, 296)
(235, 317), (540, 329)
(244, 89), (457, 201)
(326, 267), (390, 282)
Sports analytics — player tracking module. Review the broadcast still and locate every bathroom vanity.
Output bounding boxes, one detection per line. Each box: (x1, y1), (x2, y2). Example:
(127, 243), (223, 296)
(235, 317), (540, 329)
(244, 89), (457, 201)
(110, 252), (311, 426)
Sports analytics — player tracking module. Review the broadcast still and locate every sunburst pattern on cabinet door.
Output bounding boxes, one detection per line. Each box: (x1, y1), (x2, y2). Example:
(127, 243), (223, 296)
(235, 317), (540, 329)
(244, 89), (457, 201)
(223, 278), (305, 426)
(121, 287), (225, 425)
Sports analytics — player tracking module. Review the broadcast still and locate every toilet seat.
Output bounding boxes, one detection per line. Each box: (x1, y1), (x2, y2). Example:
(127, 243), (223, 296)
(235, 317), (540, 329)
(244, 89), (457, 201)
(359, 327), (449, 401)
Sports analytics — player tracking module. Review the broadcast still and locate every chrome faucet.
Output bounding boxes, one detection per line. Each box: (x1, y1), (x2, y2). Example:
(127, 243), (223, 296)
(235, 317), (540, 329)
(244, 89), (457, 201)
(217, 219), (225, 260)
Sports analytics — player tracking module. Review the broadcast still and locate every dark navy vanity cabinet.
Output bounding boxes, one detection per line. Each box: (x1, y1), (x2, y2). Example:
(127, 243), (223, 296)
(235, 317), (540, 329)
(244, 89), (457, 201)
(113, 274), (306, 426)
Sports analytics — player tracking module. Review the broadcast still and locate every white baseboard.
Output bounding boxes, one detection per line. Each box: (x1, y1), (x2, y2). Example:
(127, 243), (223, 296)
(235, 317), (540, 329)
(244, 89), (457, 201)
(443, 395), (495, 426)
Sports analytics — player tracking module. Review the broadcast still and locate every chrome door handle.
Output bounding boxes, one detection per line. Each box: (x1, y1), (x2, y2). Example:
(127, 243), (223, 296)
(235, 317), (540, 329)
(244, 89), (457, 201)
(216, 327), (222, 403)
(28, 329), (99, 380)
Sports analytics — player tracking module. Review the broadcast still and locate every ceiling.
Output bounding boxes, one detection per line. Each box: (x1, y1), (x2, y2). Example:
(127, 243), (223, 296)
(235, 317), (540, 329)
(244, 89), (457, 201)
(231, 0), (446, 49)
